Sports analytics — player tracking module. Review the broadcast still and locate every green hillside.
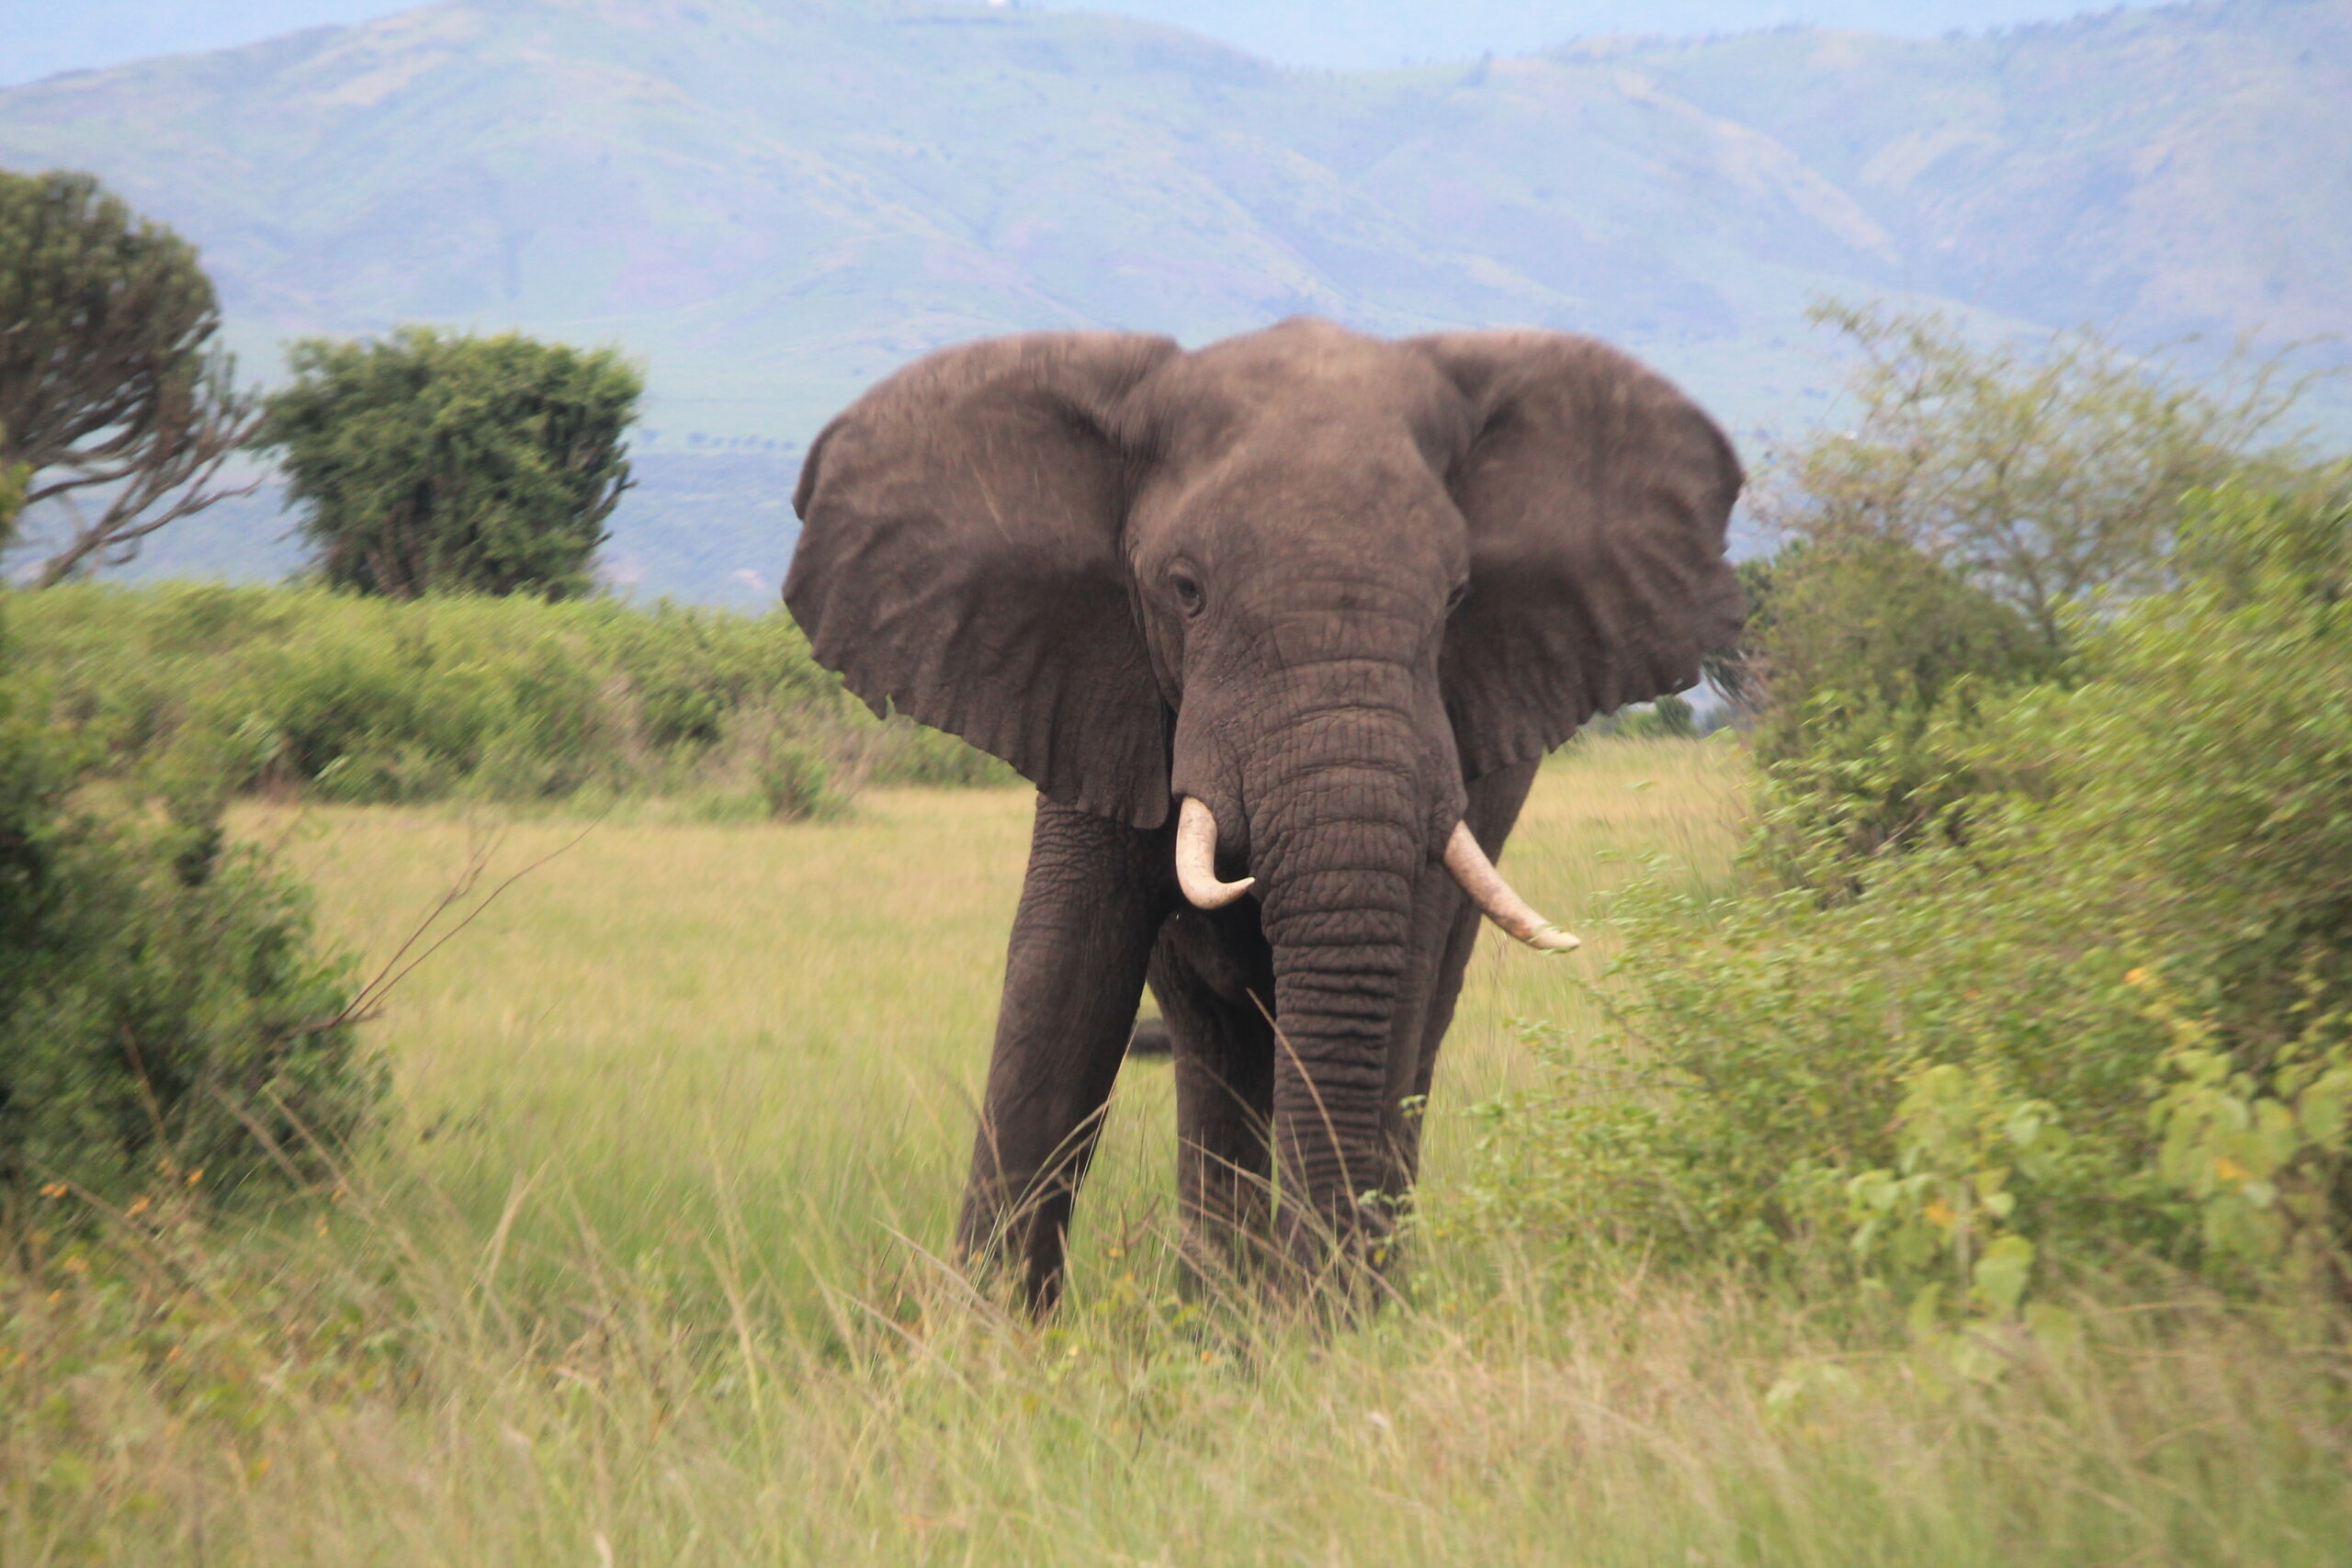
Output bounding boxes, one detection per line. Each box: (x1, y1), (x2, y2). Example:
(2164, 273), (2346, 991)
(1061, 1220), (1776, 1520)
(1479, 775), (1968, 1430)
(0, 0), (2345, 594)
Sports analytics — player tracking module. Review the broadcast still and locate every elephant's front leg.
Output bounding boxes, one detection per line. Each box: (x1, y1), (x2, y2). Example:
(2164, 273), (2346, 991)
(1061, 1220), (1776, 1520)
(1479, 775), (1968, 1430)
(956, 797), (1170, 1313)
(1148, 908), (1280, 1293)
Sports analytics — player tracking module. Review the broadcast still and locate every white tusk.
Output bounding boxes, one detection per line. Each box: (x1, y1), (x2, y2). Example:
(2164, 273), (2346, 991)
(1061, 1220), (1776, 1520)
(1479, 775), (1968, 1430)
(1443, 821), (1580, 953)
(1175, 796), (1255, 909)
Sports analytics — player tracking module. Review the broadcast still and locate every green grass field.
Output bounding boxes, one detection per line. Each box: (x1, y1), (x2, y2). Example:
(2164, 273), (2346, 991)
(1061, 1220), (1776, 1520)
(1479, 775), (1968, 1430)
(9, 737), (2348, 1565)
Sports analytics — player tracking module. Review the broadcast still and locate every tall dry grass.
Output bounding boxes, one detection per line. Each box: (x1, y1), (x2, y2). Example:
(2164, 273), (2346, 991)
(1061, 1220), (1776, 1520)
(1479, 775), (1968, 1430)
(6, 737), (2346, 1565)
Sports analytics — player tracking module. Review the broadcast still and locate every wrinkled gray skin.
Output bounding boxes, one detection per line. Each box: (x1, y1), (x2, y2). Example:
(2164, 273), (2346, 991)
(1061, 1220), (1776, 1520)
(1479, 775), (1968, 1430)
(786, 318), (1741, 1310)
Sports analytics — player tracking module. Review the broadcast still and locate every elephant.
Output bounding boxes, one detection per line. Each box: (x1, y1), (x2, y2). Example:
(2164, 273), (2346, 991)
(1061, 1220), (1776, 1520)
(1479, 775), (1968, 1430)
(785, 317), (1742, 1310)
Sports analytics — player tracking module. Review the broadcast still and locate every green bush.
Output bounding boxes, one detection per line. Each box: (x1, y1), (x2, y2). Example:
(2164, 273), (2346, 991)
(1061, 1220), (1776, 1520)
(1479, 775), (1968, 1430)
(1754, 301), (2322, 655)
(1474, 482), (2352, 1314)
(1733, 301), (2327, 894)
(0, 626), (377, 1205)
(757, 739), (846, 822)
(4, 583), (1011, 812)
(1744, 534), (2059, 890)
(855, 721), (1022, 789)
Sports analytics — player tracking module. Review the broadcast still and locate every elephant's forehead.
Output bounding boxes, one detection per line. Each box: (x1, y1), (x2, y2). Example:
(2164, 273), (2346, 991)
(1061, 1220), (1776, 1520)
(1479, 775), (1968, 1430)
(1170, 323), (1443, 411)
(1133, 432), (1465, 581)
(1136, 329), (1464, 473)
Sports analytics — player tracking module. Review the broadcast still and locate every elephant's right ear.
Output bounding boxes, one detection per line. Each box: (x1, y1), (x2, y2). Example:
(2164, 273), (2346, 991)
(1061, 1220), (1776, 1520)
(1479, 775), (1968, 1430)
(785, 332), (1183, 829)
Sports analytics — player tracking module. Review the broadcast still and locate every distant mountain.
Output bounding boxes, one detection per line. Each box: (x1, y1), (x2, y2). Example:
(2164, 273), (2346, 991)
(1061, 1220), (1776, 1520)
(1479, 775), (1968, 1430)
(1611, 10), (2352, 344)
(2, 2), (396, 89)
(1, 0), (2344, 599)
(1, 1), (2181, 85)
(1054, 2), (2184, 71)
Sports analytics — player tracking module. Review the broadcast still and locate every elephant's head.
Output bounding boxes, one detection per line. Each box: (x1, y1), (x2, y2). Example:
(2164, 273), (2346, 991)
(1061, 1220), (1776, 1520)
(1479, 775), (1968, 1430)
(786, 318), (1740, 1249)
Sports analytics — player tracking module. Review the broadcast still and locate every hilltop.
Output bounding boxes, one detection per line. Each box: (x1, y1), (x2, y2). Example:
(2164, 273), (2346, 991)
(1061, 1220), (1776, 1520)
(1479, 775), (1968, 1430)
(1, 0), (2345, 599)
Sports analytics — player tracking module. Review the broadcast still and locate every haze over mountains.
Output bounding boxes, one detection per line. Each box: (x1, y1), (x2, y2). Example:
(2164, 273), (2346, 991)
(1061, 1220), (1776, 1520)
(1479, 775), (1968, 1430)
(3, 1), (2179, 84)
(1040, 3), (2182, 71)
(1, 0), (2345, 603)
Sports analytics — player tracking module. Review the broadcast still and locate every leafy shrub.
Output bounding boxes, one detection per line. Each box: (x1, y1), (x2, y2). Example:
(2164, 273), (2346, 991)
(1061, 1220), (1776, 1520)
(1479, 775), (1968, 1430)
(1474, 482), (2352, 1314)
(757, 740), (846, 822)
(1744, 534), (2059, 889)
(1734, 302), (2328, 892)
(854, 720), (1021, 789)
(4, 583), (1011, 812)
(0, 626), (377, 1204)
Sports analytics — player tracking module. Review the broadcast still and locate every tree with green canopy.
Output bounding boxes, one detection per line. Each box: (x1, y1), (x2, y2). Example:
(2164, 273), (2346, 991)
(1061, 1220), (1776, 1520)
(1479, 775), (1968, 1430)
(255, 328), (642, 600)
(1755, 300), (2325, 654)
(0, 169), (259, 587)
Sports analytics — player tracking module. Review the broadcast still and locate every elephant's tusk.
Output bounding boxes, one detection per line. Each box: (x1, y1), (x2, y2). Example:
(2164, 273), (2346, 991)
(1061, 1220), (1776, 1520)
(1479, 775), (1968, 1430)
(1444, 821), (1581, 953)
(1175, 797), (1255, 909)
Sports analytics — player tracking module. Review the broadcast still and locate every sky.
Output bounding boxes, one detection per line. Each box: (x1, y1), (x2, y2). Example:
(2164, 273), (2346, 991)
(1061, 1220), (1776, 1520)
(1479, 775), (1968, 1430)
(4, 0), (2170, 85)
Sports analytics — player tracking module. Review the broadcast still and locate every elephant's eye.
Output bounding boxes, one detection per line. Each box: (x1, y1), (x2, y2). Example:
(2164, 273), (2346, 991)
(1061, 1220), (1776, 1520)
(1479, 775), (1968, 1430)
(1170, 570), (1205, 617)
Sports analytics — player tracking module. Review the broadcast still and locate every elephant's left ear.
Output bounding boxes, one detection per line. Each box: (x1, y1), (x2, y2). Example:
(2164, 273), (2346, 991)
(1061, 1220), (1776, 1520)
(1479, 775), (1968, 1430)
(1411, 331), (1745, 777)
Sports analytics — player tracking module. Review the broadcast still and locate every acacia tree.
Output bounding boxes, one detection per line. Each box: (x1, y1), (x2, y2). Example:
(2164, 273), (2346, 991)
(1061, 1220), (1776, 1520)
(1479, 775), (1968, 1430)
(0, 170), (259, 587)
(256, 328), (641, 599)
(1755, 300), (2325, 652)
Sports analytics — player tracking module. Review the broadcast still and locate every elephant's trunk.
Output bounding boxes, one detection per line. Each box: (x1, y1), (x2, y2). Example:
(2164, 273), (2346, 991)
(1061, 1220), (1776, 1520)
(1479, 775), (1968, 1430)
(1239, 700), (1438, 1273)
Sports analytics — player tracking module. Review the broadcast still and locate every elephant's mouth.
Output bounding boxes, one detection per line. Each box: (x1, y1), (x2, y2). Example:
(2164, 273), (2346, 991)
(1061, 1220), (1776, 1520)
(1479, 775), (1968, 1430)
(1173, 795), (1579, 953)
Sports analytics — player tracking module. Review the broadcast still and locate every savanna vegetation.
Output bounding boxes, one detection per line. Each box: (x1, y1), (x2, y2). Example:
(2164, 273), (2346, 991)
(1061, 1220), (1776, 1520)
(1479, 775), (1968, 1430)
(4, 304), (2349, 1563)
(8, 740), (2346, 1565)
(0, 484), (376, 1209)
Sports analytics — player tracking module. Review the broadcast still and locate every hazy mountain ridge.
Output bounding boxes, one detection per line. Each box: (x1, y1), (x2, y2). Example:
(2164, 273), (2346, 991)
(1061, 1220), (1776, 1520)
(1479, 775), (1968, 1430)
(1603, 2), (2352, 341)
(2, 3), (2184, 83)
(2, 0), (2345, 601)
